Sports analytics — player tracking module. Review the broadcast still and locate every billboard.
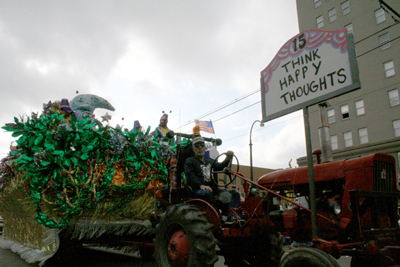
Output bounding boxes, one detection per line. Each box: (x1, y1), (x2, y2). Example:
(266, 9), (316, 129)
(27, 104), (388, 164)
(260, 28), (360, 122)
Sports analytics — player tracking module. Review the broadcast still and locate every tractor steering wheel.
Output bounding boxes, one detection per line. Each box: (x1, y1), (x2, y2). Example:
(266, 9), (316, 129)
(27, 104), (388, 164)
(210, 153), (239, 187)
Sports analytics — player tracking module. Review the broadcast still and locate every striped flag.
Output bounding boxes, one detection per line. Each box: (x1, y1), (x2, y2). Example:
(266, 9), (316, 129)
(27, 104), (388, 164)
(195, 119), (215, 134)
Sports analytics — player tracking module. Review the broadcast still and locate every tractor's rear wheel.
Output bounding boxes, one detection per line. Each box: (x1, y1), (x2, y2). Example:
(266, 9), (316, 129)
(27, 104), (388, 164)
(221, 232), (284, 267)
(280, 248), (339, 267)
(154, 203), (218, 267)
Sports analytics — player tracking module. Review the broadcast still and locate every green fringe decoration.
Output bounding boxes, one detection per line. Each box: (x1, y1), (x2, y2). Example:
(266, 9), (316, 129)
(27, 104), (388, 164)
(1, 109), (174, 229)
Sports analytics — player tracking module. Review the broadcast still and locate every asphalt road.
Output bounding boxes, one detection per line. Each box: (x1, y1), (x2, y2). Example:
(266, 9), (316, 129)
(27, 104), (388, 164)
(0, 245), (351, 267)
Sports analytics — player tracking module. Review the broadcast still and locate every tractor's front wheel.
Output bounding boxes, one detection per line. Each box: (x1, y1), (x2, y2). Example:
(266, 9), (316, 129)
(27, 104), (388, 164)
(279, 248), (339, 267)
(154, 203), (218, 267)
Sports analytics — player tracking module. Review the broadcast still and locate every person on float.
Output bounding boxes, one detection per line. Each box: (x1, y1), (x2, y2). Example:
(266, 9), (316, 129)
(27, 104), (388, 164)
(151, 113), (174, 144)
(131, 120), (143, 133)
(184, 136), (242, 224)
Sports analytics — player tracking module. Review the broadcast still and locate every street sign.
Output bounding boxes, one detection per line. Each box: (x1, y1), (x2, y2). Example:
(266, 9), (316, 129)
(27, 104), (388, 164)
(260, 28), (360, 239)
(260, 28), (360, 122)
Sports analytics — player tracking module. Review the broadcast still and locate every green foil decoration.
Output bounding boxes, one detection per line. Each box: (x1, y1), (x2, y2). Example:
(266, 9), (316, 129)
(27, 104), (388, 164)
(2, 109), (174, 229)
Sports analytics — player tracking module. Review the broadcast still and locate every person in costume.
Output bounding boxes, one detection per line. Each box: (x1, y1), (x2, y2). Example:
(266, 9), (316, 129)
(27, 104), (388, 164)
(59, 99), (76, 130)
(151, 113), (174, 144)
(184, 136), (242, 224)
(132, 120), (142, 133)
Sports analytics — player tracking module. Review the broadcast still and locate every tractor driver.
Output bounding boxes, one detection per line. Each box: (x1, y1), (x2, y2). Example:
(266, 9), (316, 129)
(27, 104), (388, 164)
(184, 137), (242, 224)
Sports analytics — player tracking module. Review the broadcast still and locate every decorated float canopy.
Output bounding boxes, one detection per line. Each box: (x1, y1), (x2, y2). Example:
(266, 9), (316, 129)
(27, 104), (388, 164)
(260, 28), (360, 122)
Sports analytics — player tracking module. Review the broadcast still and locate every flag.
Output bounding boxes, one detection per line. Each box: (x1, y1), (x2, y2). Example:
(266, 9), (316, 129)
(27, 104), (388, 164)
(195, 119), (215, 134)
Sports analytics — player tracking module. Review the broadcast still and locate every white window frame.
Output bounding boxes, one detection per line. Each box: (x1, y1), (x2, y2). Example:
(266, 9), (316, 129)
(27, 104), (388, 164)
(384, 60), (395, 78)
(345, 23), (353, 35)
(394, 119), (400, 137)
(344, 131), (353, 147)
(342, 1), (350, 15)
(329, 8), (337, 22)
(355, 100), (365, 116)
(379, 33), (391, 50)
(317, 15), (324, 29)
(375, 8), (386, 24)
(388, 89), (399, 107)
(341, 104), (350, 120)
(358, 128), (369, 145)
(331, 135), (338, 150)
(314, 0), (322, 8)
(327, 109), (335, 124)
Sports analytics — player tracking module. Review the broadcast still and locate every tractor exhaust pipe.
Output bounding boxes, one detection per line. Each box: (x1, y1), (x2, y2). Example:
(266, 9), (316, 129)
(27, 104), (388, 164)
(318, 103), (333, 163)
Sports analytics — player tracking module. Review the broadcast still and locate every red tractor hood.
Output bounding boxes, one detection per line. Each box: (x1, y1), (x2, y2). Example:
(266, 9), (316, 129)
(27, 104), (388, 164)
(257, 153), (395, 190)
(257, 160), (346, 190)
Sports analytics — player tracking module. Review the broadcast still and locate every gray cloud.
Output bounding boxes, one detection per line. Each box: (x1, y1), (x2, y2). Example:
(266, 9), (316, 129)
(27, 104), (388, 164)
(0, 0), (302, 168)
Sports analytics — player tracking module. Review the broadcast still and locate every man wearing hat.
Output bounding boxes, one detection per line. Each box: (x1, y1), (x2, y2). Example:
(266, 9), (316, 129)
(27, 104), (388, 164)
(184, 136), (242, 224)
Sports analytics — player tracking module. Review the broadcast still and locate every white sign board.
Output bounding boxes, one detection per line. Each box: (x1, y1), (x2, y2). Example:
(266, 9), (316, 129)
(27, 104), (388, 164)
(260, 29), (360, 122)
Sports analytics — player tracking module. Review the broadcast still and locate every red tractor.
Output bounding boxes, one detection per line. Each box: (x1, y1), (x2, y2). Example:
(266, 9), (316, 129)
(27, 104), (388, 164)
(154, 132), (400, 267)
(153, 132), (284, 267)
(259, 151), (400, 267)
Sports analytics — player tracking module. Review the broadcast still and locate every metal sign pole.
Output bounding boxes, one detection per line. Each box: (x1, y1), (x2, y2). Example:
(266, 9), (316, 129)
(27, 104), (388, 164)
(303, 106), (318, 238)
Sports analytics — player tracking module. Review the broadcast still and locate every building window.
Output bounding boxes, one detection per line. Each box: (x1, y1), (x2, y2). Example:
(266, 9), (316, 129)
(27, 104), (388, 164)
(317, 15), (324, 28)
(342, 1), (350, 15)
(355, 100), (365, 116)
(379, 33), (391, 50)
(344, 131), (353, 147)
(327, 109), (335, 124)
(329, 8), (337, 22)
(358, 128), (369, 144)
(345, 23), (353, 34)
(394, 119), (400, 137)
(388, 89), (399, 107)
(341, 104), (349, 120)
(331, 135), (338, 150)
(375, 8), (386, 24)
(384, 60), (395, 78)
(314, 0), (321, 8)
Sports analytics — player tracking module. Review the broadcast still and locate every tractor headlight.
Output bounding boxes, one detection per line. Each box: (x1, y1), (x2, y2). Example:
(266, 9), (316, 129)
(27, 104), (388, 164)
(330, 201), (341, 215)
(250, 187), (259, 196)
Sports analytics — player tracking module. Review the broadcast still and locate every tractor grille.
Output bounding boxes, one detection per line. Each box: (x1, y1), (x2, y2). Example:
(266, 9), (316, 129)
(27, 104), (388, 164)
(373, 160), (394, 192)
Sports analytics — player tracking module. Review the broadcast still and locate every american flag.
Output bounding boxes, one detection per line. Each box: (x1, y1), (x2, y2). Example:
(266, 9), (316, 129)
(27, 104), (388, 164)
(195, 119), (215, 134)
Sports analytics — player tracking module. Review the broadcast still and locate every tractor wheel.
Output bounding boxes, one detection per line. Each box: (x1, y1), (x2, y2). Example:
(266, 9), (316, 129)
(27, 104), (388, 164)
(221, 232), (284, 267)
(154, 203), (218, 267)
(279, 248), (339, 267)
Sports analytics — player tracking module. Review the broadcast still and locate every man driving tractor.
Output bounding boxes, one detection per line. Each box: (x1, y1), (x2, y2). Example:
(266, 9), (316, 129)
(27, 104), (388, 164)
(184, 136), (242, 224)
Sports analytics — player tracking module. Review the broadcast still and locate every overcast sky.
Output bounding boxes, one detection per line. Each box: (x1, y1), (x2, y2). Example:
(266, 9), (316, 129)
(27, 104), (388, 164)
(0, 0), (305, 171)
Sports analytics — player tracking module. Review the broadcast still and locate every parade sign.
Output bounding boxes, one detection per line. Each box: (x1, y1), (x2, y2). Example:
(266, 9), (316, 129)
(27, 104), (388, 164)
(260, 28), (360, 122)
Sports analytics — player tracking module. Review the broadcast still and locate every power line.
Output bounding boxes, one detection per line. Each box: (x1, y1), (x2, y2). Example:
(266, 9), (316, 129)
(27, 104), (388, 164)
(195, 89), (260, 120)
(213, 101), (260, 123)
(356, 35), (400, 58)
(354, 22), (399, 45)
(174, 89), (260, 130)
(224, 114), (303, 142)
(178, 100), (262, 135)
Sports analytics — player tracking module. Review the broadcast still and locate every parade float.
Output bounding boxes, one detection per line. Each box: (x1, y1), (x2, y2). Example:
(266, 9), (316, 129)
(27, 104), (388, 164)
(0, 94), (175, 264)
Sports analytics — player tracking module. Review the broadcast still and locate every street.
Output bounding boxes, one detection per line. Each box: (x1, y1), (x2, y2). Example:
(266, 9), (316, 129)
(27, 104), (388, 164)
(0, 244), (351, 267)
